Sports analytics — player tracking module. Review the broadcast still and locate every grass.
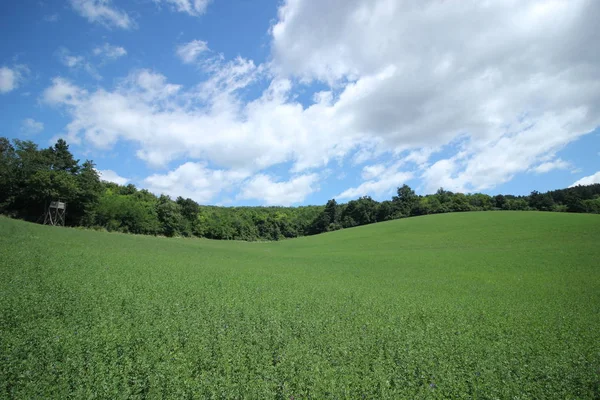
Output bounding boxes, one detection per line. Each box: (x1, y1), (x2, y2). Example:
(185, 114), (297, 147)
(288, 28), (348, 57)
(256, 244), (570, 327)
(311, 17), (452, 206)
(1, 212), (599, 399)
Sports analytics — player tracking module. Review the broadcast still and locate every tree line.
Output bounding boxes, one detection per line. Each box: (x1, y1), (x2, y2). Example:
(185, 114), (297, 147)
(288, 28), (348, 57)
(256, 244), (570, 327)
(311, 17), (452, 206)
(1, 137), (599, 241)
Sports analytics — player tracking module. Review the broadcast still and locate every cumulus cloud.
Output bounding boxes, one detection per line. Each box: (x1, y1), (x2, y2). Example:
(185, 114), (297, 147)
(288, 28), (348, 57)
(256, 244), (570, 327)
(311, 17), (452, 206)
(97, 169), (129, 185)
(58, 48), (85, 68)
(69, 0), (133, 29)
(0, 66), (26, 94)
(155, 0), (211, 16)
(361, 164), (385, 180)
(21, 118), (44, 135)
(42, 77), (86, 107)
(44, 0), (600, 203)
(93, 43), (127, 61)
(144, 162), (250, 203)
(40, 61), (355, 172)
(338, 163), (413, 200)
(176, 40), (208, 64)
(530, 159), (571, 174)
(570, 171), (600, 187)
(272, 0), (600, 193)
(239, 173), (320, 206)
(57, 48), (101, 80)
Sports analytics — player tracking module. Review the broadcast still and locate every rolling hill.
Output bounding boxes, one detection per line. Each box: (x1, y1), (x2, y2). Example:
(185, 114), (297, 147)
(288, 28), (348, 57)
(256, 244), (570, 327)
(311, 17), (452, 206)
(1, 212), (599, 398)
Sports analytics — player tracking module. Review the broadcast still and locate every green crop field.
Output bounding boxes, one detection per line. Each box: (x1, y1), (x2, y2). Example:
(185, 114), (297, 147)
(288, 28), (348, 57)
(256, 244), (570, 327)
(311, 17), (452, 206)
(1, 212), (599, 399)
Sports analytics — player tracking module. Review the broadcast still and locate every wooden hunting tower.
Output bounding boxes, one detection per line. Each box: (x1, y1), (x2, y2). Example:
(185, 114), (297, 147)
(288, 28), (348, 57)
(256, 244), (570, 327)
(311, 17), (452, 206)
(43, 200), (67, 227)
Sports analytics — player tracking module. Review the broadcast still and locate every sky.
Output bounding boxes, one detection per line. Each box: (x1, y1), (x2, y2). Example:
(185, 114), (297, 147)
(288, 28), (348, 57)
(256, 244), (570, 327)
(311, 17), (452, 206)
(1, 0), (599, 206)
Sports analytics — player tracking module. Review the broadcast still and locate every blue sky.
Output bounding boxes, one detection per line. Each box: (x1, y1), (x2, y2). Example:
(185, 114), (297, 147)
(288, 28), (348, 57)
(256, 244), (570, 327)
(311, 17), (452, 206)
(1, 0), (599, 206)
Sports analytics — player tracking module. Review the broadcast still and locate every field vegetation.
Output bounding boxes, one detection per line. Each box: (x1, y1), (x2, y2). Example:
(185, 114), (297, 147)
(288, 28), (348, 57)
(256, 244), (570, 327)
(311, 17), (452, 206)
(1, 212), (599, 398)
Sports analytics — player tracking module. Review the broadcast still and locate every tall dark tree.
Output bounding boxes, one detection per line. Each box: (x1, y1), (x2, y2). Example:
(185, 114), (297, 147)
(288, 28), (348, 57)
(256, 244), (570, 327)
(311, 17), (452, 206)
(176, 197), (200, 221)
(342, 196), (378, 227)
(71, 160), (103, 225)
(156, 195), (185, 237)
(494, 194), (506, 209)
(0, 138), (16, 212)
(176, 196), (201, 236)
(528, 190), (555, 211)
(325, 199), (340, 225)
(309, 199), (340, 234)
(393, 184), (419, 217)
(49, 139), (79, 173)
(376, 200), (394, 221)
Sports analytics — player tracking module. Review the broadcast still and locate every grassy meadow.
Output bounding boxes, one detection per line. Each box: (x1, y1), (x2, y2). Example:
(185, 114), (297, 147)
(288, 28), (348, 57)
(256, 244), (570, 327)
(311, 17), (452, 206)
(1, 212), (599, 398)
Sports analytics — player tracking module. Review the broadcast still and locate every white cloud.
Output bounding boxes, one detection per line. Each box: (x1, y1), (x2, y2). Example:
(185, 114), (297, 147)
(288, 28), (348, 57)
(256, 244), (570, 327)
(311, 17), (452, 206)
(361, 164), (385, 180)
(58, 48), (85, 68)
(176, 40), (208, 64)
(97, 169), (130, 185)
(21, 118), (44, 135)
(338, 163), (413, 200)
(93, 43), (127, 60)
(239, 173), (319, 206)
(530, 159), (571, 174)
(44, 0), (600, 203)
(272, 0), (600, 193)
(144, 162), (249, 203)
(69, 0), (133, 29)
(0, 66), (25, 94)
(42, 77), (86, 107)
(40, 62), (355, 172)
(57, 48), (102, 80)
(570, 171), (600, 187)
(420, 109), (594, 193)
(155, 0), (211, 16)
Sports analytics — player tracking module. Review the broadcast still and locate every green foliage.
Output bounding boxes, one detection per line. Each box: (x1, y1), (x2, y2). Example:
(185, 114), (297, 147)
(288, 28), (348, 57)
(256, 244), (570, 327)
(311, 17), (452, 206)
(583, 196), (600, 213)
(0, 138), (17, 212)
(156, 195), (186, 237)
(48, 138), (79, 174)
(1, 212), (599, 398)
(71, 161), (104, 226)
(94, 190), (161, 234)
(1, 135), (600, 242)
(503, 198), (530, 211)
(393, 184), (419, 217)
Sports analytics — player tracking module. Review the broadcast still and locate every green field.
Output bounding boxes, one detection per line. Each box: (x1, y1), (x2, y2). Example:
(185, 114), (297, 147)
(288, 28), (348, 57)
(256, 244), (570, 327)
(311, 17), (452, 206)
(1, 212), (599, 399)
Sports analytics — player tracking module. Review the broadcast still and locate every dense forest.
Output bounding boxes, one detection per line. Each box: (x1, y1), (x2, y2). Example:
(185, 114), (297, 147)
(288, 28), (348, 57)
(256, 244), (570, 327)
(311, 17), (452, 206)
(1, 137), (599, 241)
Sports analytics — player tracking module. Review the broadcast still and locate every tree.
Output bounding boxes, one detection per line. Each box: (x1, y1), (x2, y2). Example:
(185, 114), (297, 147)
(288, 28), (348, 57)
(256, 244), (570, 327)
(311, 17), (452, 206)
(528, 190), (555, 211)
(450, 193), (472, 212)
(435, 188), (453, 206)
(564, 192), (586, 213)
(156, 195), (185, 237)
(341, 196), (378, 227)
(503, 198), (528, 210)
(72, 160), (103, 225)
(494, 194), (506, 209)
(0, 138), (16, 212)
(309, 199), (340, 234)
(48, 139), (79, 173)
(583, 197), (600, 213)
(4, 136), (600, 242)
(95, 190), (160, 234)
(468, 193), (493, 210)
(376, 200), (394, 221)
(27, 170), (77, 204)
(176, 197), (200, 235)
(393, 184), (418, 217)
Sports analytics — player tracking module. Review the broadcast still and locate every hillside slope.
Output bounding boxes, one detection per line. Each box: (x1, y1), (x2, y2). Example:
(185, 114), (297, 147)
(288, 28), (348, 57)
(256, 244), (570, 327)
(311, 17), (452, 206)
(1, 212), (599, 398)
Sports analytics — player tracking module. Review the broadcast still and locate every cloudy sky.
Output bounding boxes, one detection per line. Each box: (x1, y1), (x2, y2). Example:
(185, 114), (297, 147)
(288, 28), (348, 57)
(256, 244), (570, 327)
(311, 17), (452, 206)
(1, 0), (599, 206)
